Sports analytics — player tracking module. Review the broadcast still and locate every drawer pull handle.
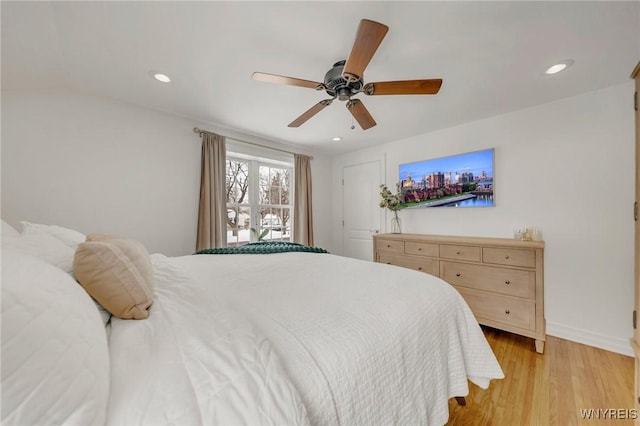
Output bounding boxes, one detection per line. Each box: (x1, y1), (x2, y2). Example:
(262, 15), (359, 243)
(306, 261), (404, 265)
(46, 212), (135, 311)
(386, 244), (391, 248)
(505, 280), (511, 285)
(505, 309), (510, 315)
(418, 248), (422, 251)
(456, 273), (461, 277)
(418, 267), (423, 271)
(456, 251), (461, 255)
(386, 262), (391, 265)
(505, 255), (510, 259)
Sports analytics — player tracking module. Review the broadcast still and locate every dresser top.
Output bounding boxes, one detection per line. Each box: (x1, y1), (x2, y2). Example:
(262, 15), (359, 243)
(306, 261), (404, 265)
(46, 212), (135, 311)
(373, 233), (545, 249)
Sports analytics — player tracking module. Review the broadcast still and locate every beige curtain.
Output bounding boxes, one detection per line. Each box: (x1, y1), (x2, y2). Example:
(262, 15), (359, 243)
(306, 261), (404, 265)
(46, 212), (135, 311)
(293, 154), (314, 246)
(196, 132), (226, 250)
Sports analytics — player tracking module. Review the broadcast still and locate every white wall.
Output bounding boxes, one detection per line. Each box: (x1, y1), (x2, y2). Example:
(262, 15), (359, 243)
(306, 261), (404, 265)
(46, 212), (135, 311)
(332, 82), (635, 356)
(1, 88), (333, 255)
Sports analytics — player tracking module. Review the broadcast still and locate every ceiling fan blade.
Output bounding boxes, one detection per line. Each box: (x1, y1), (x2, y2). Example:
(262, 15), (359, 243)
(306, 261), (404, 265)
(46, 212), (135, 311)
(364, 79), (443, 96)
(346, 99), (376, 130)
(288, 99), (333, 127)
(252, 72), (325, 90)
(342, 19), (389, 83)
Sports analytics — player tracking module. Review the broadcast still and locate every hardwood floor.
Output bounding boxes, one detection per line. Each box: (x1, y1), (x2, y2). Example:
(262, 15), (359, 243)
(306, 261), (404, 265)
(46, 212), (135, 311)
(446, 327), (635, 425)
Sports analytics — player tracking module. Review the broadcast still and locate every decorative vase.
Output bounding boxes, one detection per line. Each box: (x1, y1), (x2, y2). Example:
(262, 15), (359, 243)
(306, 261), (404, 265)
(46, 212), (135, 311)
(391, 211), (402, 234)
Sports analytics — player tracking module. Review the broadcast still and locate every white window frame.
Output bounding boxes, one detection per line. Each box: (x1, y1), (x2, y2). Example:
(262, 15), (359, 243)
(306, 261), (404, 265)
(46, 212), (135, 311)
(226, 152), (294, 246)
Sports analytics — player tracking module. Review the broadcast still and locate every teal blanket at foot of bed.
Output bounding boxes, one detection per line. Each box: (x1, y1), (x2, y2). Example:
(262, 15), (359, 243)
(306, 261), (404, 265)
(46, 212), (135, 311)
(195, 241), (329, 255)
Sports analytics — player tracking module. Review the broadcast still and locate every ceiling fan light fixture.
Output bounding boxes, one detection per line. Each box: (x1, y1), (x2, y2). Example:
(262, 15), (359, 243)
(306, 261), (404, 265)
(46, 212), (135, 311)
(337, 87), (352, 101)
(545, 60), (574, 75)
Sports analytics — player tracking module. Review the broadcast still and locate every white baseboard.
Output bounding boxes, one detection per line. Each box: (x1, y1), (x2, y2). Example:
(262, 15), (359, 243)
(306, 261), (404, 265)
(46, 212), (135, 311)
(546, 321), (633, 357)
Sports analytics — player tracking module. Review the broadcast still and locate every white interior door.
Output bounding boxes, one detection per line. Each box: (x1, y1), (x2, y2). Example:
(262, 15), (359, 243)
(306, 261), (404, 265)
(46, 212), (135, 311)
(343, 160), (382, 261)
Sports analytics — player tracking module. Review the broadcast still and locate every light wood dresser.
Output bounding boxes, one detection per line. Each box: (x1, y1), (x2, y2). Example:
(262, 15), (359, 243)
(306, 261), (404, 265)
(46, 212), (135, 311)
(373, 233), (546, 353)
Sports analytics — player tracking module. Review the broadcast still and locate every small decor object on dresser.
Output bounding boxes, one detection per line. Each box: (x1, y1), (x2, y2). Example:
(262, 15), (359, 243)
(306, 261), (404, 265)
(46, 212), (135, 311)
(379, 183), (403, 233)
(514, 226), (542, 241)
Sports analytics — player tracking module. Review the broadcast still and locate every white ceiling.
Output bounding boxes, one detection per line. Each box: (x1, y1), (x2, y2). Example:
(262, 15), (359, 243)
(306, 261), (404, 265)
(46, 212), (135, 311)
(2, 1), (639, 155)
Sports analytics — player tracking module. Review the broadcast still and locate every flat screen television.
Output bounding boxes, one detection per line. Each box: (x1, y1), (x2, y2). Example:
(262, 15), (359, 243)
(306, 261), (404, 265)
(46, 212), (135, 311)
(398, 148), (494, 208)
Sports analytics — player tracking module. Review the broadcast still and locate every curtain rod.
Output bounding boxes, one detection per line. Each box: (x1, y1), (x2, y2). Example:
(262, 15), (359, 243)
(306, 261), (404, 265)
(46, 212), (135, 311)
(193, 127), (313, 160)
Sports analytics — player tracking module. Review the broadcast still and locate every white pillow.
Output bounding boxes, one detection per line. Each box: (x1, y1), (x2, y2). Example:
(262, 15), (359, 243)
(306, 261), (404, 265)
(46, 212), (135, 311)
(1, 250), (109, 425)
(1, 219), (20, 238)
(20, 221), (86, 249)
(2, 228), (75, 273)
(94, 300), (113, 327)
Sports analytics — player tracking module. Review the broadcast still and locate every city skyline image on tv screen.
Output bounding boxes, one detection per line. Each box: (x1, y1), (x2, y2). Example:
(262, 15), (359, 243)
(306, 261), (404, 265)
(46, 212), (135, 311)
(398, 148), (494, 208)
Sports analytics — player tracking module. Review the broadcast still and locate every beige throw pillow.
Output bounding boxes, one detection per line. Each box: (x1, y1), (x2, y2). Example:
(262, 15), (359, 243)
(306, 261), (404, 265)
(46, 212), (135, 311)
(73, 234), (154, 319)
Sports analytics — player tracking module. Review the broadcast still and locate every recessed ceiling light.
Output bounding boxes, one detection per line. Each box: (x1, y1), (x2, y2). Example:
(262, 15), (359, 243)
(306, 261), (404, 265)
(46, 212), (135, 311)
(153, 73), (171, 83)
(332, 137), (342, 141)
(545, 60), (574, 75)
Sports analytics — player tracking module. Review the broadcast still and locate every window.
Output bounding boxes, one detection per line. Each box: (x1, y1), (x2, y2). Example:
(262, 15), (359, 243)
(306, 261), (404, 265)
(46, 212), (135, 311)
(226, 154), (293, 246)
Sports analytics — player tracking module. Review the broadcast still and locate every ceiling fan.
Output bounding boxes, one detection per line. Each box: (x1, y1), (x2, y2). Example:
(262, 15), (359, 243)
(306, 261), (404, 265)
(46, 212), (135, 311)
(252, 19), (443, 130)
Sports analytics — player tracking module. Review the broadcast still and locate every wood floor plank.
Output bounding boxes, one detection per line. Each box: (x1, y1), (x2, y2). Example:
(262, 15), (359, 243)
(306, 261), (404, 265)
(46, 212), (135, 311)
(446, 327), (634, 425)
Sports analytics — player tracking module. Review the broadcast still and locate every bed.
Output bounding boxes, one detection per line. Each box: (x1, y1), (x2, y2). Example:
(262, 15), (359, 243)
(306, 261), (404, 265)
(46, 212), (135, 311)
(1, 220), (504, 426)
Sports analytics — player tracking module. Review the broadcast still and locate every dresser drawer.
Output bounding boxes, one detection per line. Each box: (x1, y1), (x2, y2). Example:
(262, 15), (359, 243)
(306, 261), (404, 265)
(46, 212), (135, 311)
(376, 239), (404, 254)
(441, 261), (535, 299)
(404, 241), (438, 257)
(483, 247), (536, 268)
(378, 253), (438, 276)
(456, 287), (535, 330)
(439, 244), (481, 262)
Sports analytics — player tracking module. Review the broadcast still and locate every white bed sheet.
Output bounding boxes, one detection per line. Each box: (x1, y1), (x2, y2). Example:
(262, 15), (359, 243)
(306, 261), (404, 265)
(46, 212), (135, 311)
(174, 252), (504, 426)
(106, 254), (310, 426)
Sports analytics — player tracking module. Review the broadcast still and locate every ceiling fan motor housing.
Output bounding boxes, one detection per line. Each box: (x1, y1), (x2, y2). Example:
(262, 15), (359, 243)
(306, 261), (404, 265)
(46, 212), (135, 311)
(324, 60), (363, 101)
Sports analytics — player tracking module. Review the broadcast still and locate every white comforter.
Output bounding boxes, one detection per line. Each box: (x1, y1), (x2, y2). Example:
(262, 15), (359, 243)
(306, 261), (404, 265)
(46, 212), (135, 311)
(173, 252), (504, 426)
(106, 254), (310, 426)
